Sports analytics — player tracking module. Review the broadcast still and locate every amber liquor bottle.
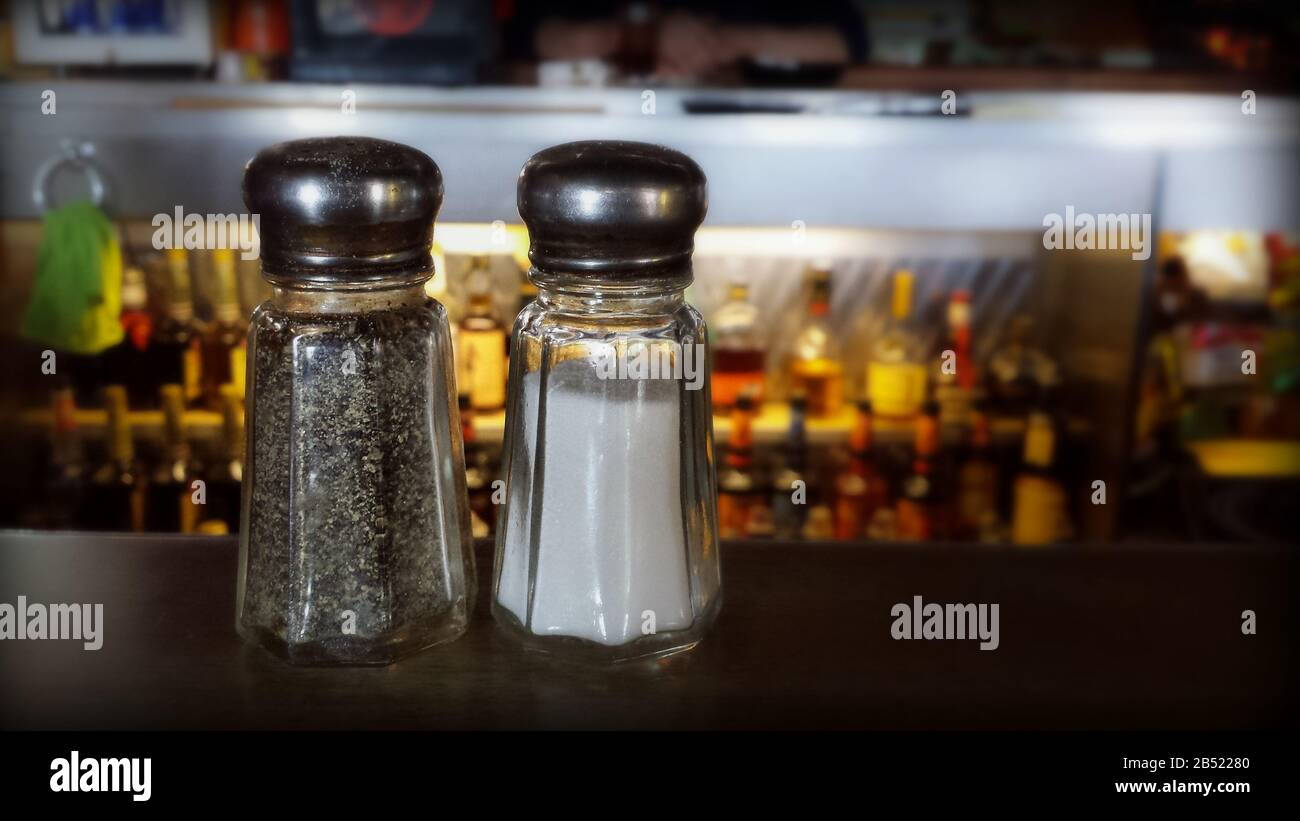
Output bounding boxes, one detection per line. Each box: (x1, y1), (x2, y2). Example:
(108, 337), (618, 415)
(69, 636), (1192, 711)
(200, 248), (248, 410)
(205, 385), (245, 535)
(85, 385), (145, 531)
(44, 386), (87, 528)
(147, 384), (199, 532)
(718, 394), (766, 538)
(712, 280), (766, 410)
(789, 266), (844, 418)
(834, 399), (888, 540)
(458, 255), (507, 412)
(955, 403), (1001, 541)
(152, 249), (203, 406)
(1011, 410), (1071, 545)
(896, 401), (946, 541)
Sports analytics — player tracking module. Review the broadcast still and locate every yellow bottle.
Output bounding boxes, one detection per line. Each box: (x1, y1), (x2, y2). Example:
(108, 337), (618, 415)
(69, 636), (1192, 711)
(867, 269), (927, 419)
(1011, 412), (1070, 545)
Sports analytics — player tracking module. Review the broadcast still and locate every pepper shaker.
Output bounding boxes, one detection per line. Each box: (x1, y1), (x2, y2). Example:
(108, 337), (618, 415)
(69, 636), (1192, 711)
(493, 141), (722, 662)
(238, 137), (475, 665)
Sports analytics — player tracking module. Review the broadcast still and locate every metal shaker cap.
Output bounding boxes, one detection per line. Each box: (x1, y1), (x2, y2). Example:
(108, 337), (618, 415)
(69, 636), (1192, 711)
(242, 137), (442, 285)
(517, 141), (707, 281)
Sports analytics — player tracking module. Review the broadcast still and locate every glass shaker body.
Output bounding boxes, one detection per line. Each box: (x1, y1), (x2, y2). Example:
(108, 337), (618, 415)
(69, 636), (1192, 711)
(496, 139), (720, 662)
(492, 276), (722, 662)
(237, 281), (475, 664)
(236, 136), (473, 666)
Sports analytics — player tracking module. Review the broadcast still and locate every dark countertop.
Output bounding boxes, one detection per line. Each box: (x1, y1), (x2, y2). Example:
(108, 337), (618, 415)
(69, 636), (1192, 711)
(0, 531), (1293, 730)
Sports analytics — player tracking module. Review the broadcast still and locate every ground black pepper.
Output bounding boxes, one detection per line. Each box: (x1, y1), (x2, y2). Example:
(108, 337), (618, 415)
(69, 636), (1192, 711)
(239, 296), (471, 664)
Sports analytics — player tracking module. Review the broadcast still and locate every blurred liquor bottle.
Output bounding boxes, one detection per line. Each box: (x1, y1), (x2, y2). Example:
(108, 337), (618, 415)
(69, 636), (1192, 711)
(201, 249), (248, 410)
(789, 265), (844, 418)
(147, 384), (199, 533)
(896, 401), (946, 541)
(955, 402), (1001, 542)
(770, 394), (809, 539)
(153, 249), (203, 407)
(85, 386), (144, 532)
(228, 0), (291, 80)
(718, 394), (766, 538)
(105, 263), (157, 408)
(458, 255), (507, 412)
(868, 269), (927, 420)
(712, 280), (767, 410)
(1011, 411), (1071, 546)
(44, 386), (87, 529)
(617, 2), (658, 77)
(834, 399), (888, 540)
(204, 385), (246, 536)
(802, 505), (836, 541)
(744, 495), (777, 539)
(460, 394), (494, 539)
(933, 289), (977, 424)
(987, 315), (1059, 417)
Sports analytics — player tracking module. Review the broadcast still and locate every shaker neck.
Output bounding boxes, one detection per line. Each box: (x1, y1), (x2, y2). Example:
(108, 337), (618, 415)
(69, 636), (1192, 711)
(269, 281), (428, 314)
(531, 267), (690, 314)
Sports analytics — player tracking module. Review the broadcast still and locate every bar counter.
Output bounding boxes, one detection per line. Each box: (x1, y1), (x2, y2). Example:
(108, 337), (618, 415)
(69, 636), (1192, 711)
(0, 532), (1292, 730)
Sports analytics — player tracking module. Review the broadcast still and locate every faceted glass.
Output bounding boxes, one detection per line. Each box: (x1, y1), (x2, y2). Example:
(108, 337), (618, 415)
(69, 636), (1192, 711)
(492, 274), (722, 663)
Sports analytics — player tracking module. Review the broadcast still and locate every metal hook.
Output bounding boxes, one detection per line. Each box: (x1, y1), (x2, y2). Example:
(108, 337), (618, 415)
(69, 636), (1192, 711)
(32, 139), (106, 213)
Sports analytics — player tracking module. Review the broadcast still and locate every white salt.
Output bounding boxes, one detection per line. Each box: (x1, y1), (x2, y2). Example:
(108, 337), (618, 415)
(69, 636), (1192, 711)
(497, 362), (694, 646)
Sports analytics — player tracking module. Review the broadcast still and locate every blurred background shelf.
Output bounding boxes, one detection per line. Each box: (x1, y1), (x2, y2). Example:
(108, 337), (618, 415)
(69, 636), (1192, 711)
(1, 0), (1296, 547)
(18, 403), (1089, 447)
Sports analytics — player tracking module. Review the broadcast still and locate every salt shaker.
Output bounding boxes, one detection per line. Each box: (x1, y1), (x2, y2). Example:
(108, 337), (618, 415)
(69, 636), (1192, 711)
(493, 141), (722, 662)
(237, 137), (475, 665)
